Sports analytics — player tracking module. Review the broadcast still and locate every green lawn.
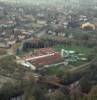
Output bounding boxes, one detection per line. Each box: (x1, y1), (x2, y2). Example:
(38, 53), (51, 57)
(69, 60), (86, 66)
(52, 44), (97, 66)
(41, 65), (64, 76)
(38, 44), (97, 76)
(41, 44), (97, 75)
(52, 44), (93, 55)
(52, 44), (97, 59)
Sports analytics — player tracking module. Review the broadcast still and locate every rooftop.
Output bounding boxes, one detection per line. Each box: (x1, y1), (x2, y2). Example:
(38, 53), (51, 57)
(20, 48), (63, 69)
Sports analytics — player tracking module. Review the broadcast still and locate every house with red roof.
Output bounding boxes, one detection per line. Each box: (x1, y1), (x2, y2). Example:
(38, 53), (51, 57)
(20, 48), (64, 70)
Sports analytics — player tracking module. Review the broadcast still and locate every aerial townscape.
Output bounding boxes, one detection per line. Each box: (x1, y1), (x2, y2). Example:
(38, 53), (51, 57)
(0, 0), (97, 100)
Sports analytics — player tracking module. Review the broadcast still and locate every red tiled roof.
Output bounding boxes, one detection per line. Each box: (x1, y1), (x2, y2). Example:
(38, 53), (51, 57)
(22, 48), (56, 60)
(30, 53), (62, 68)
(21, 48), (62, 68)
(34, 48), (56, 54)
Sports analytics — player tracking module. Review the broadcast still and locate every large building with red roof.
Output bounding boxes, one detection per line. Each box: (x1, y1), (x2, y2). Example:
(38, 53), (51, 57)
(21, 48), (63, 70)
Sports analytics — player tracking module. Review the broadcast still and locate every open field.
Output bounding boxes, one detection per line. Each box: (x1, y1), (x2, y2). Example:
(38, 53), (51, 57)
(52, 44), (92, 54)
(52, 44), (97, 58)
(41, 44), (97, 75)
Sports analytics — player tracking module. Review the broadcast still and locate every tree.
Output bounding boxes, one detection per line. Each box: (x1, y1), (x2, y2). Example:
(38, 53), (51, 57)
(88, 86), (97, 100)
(70, 88), (88, 100)
(24, 75), (46, 100)
(59, 87), (70, 100)
(67, 21), (80, 28)
(24, 94), (36, 100)
(79, 77), (92, 93)
(46, 90), (66, 100)
(0, 81), (23, 100)
(32, 85), (46, 100)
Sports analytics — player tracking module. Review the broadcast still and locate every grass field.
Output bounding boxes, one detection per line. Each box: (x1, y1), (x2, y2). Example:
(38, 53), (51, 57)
(41, 65), (65, 75)
(52, 44), (97, 58)
(52, 44), (92, 54)
(42, 44), (97, 75)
